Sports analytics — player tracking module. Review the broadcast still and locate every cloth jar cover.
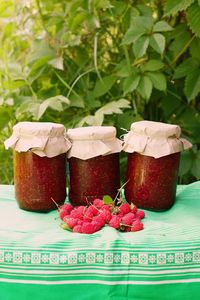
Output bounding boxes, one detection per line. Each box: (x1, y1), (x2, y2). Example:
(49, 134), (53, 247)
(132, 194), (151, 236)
(123, 120), (192, 158)
(67, 126), (122, 160)
(0, 182), (200, 300)
(4, 122), (71, 157)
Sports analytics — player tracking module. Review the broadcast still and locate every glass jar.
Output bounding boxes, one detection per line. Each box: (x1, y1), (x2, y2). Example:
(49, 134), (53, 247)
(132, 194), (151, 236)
(5, 122), (71, 212)
(123, 121), (192, 211)
(67, 126), (122, 206)
(125, 152), (180, 210)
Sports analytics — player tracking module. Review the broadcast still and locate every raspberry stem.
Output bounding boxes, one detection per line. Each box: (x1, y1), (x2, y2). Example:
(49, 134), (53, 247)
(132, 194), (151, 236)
(51, 197), (60, 209)
(113, 180), (129, 204)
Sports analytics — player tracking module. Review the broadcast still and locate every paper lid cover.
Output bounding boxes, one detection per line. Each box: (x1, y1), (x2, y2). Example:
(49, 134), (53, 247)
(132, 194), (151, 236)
(67, 126), (122, 159)
(4, 122), (71, 158)
(123, 120), (192, 158)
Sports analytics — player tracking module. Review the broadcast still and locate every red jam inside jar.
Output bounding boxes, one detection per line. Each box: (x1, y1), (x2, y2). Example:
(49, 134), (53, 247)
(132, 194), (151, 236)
(14, 151), (66, 212)
(68, 153), (120, 206)
(125, 152), (180, 211)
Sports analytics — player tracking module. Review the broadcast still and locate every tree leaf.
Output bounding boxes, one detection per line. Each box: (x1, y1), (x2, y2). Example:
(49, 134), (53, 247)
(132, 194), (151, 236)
(78, 99), (131, 126)
(28, 40), (55, 64)
(122, 27), (146, 45)
(136, 4), (152, 17)
(37, 95), (70, 119)
(48, 57), (64, 70)
(149, 33), (165, 54)
(123, 15), (153, 44)
(69, 10), (88, 31)
(96, 99), (131, 115)
(137, 76), (152, 101)
(131, 16), (154, 31)
(190, 38), (200, 62)
(184, 69), (200, 101)
(123, 74), (140, 94)
(147, 72), (167, 91)
(143, 60), (164, 71)
(69, 94), (85, 108)
(78, 115), (100, 127)
(169, 27), (191, 58)
(0, 108), (11, 130)
(173, 58), (199, 79)
(164, 0), (195, 16)
(93, 76), (116, 97)
(187, 2), (200, 38)
(132, 36), (149, 58)
(103, 195), (113, 205)
(153, 21), (173, 32)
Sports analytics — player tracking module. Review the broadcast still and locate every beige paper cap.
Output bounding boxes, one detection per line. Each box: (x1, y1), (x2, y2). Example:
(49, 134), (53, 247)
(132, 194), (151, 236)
(4, 122), (71, 158)
(123, 120), (192, 158)
(67, 126), (122, 159)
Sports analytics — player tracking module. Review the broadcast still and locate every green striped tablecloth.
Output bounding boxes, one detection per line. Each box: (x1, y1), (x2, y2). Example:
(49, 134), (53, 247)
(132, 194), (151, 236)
(0, 183), (200, 300)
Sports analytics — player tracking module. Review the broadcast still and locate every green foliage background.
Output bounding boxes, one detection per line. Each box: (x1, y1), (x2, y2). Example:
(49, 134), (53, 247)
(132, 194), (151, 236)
(0, 0), (200, 184)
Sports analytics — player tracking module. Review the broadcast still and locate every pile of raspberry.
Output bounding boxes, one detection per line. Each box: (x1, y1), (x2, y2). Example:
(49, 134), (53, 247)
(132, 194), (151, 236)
(58, 198), (145, 234)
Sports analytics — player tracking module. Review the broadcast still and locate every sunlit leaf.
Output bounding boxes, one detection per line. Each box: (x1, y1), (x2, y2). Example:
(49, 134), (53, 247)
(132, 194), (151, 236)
(149, 33), (165, 54)
(132, 36), (149, 58)
(48, 57), (64, 70)
(103, 195), (113, 205)
(153, 21), (173, 32)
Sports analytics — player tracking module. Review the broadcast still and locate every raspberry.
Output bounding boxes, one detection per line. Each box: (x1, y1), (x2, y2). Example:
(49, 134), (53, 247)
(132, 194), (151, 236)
(76, 206), (86, 215)
(82, 222), (97, 234)
(93, 199), (104, 208)
(131, 220), (144, 232)
(83, 210), (93, 222)
(101, 204), (111, 212)
(100, 210), (112, 223)
(116, 212), (124, 218)
(121, 212), (136, 225)
(70, 209), (83, 220)
(124, 226), (131, 232)
(91, 221), (104, 231)
(87, 205), (99, 216)
(119, 203), (131, 215)
(59, 203), (73, 220)
(93, 215), (106, 227)
(136, 210), (145, 219)
(131, 203), (137, 214)
(73, 225), (82, 233)
(63, 216), (78, 229)
(109, 215), (121, 229)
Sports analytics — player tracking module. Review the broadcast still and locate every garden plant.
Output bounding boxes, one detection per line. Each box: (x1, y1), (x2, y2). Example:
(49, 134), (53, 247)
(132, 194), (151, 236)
(0, 0), (199, 184)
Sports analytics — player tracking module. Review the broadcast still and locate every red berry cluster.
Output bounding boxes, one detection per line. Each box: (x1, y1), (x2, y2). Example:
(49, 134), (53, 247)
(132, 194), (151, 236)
(58, 198), (145, 234)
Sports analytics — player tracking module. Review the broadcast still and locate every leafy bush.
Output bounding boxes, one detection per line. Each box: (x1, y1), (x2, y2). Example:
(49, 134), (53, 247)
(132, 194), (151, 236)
(0, 0), (199, 184)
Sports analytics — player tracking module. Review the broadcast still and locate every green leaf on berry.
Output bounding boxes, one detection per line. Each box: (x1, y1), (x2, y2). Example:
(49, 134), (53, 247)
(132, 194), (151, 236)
(60, 223), (72, 231)
(103, 195), (113, 205)
(120, 224), (126, 232)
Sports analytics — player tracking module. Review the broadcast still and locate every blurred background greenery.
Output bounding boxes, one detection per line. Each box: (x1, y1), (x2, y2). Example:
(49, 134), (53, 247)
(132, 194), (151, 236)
(0, 0), (199, 184)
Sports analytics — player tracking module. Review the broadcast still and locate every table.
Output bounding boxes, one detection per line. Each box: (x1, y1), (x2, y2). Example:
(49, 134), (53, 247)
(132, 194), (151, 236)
(0, 183), (200, 300)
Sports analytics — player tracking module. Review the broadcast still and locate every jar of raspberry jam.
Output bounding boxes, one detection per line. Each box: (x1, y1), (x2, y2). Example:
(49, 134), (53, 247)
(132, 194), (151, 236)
(123, 121), (192, 211)
(67, 126), (122, 206)
(5, 122), (71, 212)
